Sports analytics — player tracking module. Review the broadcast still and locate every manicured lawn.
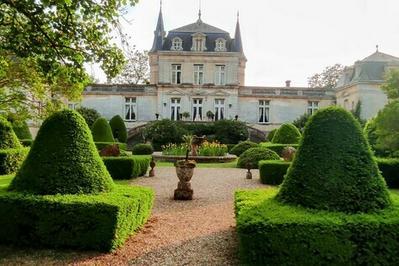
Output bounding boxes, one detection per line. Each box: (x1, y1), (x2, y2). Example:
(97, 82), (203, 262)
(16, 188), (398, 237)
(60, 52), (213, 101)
(0, 175), (13, 189)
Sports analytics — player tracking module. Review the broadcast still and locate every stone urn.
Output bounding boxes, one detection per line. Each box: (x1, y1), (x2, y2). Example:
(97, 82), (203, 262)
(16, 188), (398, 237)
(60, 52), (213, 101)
(174, 159), (196, 200)
(282, 146), (297, 162)
(191, 135), (206, 156)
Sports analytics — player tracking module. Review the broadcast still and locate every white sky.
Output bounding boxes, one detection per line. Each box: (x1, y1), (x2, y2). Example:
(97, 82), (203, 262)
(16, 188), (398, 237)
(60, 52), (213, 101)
(93, 0), (399, 87)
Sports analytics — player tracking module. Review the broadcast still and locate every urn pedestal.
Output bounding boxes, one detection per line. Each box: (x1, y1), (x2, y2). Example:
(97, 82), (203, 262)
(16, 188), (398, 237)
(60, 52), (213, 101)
(174, 160), (196, 200)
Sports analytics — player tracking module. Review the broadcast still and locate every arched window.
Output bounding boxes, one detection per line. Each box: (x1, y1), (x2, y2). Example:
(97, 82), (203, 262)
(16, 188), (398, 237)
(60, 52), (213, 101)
(171, 37), (183, 51)
(215, 38), (226, 52)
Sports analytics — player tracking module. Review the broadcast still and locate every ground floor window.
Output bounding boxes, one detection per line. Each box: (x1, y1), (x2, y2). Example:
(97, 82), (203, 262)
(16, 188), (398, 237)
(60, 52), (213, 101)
(170, 98), (181, 121)
(125, 97), (137, 121)
(192, 98), (203, 121)
(259, 100), (270, 123)
(67, 102), (79, 110)
(214, 99), (225, 121)
(307, 101), (319, 115)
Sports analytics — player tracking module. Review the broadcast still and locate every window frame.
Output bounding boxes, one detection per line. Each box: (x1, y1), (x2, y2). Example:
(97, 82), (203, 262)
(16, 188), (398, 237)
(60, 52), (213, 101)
(193, 64), (204, 85)
(215, 65), (226, 85)
(124, 97), (137, 121)
(214, 98), (225, 121)
(214, 38), (227, 52)
(307, 101), (319, 115)
(171, 37), (183, 51)
(170, 97), (181, 121)
(258, 100), (270, 124)
(171, 64), (182, 84)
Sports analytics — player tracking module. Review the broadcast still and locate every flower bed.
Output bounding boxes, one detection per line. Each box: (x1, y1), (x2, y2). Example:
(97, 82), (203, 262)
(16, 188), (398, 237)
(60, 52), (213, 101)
(162, 141), (227, 156)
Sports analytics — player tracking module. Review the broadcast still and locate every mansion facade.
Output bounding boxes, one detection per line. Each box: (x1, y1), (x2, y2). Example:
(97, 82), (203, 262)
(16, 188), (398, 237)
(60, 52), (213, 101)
(81, 7), (399, 131)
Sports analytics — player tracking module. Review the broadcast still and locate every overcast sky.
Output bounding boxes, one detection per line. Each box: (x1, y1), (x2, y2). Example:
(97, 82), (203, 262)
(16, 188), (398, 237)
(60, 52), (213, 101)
(93, 0), (399, 87)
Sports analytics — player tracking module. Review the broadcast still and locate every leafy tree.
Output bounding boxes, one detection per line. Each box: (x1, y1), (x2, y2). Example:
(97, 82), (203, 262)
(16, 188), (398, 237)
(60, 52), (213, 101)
(293, 113), (312, 131)
(350, 101), (366, 127)
(76, 107), (101, 129)
(214, 120), (248, 144)
(374, 100), (399, 157)
(112, 46), (150, 84)
(381, 69), (399, 100)
(308, 64), (344, 89)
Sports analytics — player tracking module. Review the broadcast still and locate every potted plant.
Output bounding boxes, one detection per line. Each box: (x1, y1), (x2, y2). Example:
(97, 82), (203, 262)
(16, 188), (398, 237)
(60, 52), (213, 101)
(206, 110), (214, 121)
(174, 150), (196, 200)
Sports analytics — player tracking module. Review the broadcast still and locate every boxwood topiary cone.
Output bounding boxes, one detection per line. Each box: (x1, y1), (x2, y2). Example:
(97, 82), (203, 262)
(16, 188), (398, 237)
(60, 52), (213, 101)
(12, 120), (32, 140)
(9, 110), (114, 195)
(109, 115), (127, 143)
(92, 117), (115, 142)
(276, 106), (391, 213)
(271, 123), (301, 144)
(0, 116), (22, 149)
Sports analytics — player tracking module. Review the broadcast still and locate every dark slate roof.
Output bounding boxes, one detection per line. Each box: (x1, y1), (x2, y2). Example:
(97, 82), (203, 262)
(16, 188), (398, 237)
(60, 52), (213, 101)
(170, 20), (228, 34)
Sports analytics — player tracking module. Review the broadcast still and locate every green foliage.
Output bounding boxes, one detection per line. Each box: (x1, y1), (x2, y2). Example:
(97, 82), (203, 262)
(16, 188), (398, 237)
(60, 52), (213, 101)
(230, 141), (259, 156)
(9, 110), (114, 195)
(20, 139), (33, 147)
(0, 148), (29, 175)
(237, 147), (280, 169)
(350, 101), (366, 127)
(9, 119), (32, 140)
(271, 123), (301, 144)
(307, 63), (344, 89)
(214, 119), (249, 144)
(235, 189), (399, 265)
(259, 160), (291, 185)
(266, 128), (277, 141)
(132, 144), (154, 155)
(381, 69), (399, 100)
(0, 185), (153, 251)
(277, 107), (390, 213)
(376, 158), (399, 188)
(144, 119), (188, 151)
(374, 100), (399, 157)
(260, 143), (299, 156)
(292, 113), (312, 131)
(180, 122), (216, 136)
(95, 142), (127, 151)
(109, 115), (127, 143)
(92, 117), (115, 143)
(0, 116), (22, 149)
(102, 156), (150, 180)
(198, 141), (228, 156)
(76, 107), (101, 129)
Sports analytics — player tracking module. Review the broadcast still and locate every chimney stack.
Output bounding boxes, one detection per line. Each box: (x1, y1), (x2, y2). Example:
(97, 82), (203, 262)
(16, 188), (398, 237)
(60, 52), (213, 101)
(285, 80), (291, 87)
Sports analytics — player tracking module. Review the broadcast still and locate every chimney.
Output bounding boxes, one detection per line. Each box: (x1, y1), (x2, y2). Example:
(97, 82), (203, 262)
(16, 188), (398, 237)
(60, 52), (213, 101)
(285, 80), (291, 87)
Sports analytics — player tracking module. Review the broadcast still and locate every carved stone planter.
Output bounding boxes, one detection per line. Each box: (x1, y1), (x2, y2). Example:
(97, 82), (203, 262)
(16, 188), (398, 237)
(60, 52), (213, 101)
(174, 160), (196, 200)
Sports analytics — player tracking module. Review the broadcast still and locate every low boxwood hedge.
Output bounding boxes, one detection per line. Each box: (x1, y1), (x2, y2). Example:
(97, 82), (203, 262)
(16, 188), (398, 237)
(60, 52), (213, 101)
(235, 189), (399, 265)
(237, 147), (280, 169)
(0, 148), (29, 175)
(0, 184), (153, 251)
(95, 142), (127, 151)
(376, 157), (399, 188)
(230, 141), (259, 157)
(260, 142), (299, 156)
(259, 160), (291, 185)
(132, 143), (154, 155)
(102, 156), (150, 180)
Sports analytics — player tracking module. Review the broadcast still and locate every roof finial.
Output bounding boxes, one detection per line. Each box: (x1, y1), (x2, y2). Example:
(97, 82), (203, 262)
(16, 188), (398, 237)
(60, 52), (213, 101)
(160, 0), (162, 10)
(376, 44), (379, 52)
(237, 11), (240, 21)
(198, 0), (202, 21)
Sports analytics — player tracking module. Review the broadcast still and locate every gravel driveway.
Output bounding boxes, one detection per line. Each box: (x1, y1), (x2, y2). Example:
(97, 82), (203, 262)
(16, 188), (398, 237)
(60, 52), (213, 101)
(77, 167), (266, 265)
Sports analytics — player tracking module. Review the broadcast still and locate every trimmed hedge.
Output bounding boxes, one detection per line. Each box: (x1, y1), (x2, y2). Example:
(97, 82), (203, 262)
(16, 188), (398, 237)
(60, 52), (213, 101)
(235, 189), (399, 265)
(230, 141), (259, 156)
(259, 160), (291, 185)
(76, 107), (101, 129)
(237, 147), (280, 169)
(102, 156), (150, 180)
(12, 120), (32, 140)
(0, 116), (22, 149)
(266, 128), (277, 141)
(0, 185), (153, 251)
(0, 148), (29, 175)
(260, 142), (299, 156)
(20, 139), (33, 147)
(132, 143), (154, 155)
(95, 142), (127, 151)
(271, 123), (301, 144)
(376, 157), (399, 188)
(92, 117), (115, 142)
(109, 115), (127, 143)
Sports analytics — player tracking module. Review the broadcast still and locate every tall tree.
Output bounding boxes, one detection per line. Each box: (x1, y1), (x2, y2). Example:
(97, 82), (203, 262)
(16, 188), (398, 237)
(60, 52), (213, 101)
(308, 64), (344, 89)
(381, 69), (399, 100)
(112, 46), (150, 84)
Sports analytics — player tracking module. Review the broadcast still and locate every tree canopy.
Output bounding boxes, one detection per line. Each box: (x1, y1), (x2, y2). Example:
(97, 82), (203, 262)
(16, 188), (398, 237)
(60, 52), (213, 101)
(308, 64), (344, 89)
(112, 46), (150, 84)
(381, 69), (399, 100)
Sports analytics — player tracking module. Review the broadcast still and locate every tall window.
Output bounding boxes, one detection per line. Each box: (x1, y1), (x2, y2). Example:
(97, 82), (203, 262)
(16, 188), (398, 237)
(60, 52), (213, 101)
(172, 64), (182, 84)
(194, 64), (204, 85)
(307, 101), (319, 115)
(191, 33), (207, 52)
(214, 99), (225, 121)
(259, 100), (270, 123)
(192, 98), (203, 121)
(170, 98), (181, 121)
(215, 38), (226, 52)
(171, 37), (183, 51)
(215, 65), (226, 85)
(125, 97), (137, 121)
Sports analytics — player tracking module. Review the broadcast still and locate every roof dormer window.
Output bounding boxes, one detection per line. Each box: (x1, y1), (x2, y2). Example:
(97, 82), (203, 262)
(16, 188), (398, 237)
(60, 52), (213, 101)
(215, 38), (227, 52)
(171, 37), (183, 51)
(191, 32), (207, 52)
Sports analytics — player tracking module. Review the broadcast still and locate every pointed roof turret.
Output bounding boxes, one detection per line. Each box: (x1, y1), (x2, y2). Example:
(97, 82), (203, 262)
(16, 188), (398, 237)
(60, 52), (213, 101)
(233, 12), (244, 54)
(150, 1), (165, 52)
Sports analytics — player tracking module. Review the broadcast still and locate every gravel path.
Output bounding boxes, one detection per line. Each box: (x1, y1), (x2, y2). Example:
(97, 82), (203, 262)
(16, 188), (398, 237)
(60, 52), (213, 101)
(77, 167), (266, 265)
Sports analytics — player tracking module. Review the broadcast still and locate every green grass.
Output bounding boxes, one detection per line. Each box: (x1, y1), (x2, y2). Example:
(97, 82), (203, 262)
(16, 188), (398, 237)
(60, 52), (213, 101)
(0, 174), (13, 189)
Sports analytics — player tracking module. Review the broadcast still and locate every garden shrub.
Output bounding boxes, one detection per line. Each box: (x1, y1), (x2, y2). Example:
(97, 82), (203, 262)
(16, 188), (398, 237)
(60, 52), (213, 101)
(0, 116), (22, 149)
(271, 123), (301, 144)
(237, 147), (279, 169)
(95, 142), (127, 151)
(102, 156), (150, 179)
(132, 143), (154, 155)
(20, 139), (33, 147)
(109, 115), (127, 143)
(9, 110), (114, 195)
(144, 119), (188, 151)
(260, 142), (299, 156)
(214, 119), (248, 144)
(259, 160), (291, 185)
(76, 107), (101, 129)
(235, 189), (399, 265)
(180, 122), (216, 136)
(230, 141), (259, 156)
(0, 148), (29, 175)
(92, 117), (115, 142)
(0, 185), (153, 251)
(376, 157), (399, 188)
(277, 107), (390, 213)
(364, 118), (387, 157)
(266, 128), (277, 141)
(374, 101), (399, 157)
(11, 120), (32, 140)
(226, 144), (236, 153)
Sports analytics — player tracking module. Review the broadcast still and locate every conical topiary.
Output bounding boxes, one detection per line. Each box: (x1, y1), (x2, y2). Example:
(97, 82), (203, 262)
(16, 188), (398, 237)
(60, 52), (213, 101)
(276, 107), (391, 213)
(109, 115), (127, 143)
(271, 123), (301, 144)
(9, 110), (114, 195)
(0, 116), (22, 149)
(92, 117), (115, 142)
(12, 120), (32, 140)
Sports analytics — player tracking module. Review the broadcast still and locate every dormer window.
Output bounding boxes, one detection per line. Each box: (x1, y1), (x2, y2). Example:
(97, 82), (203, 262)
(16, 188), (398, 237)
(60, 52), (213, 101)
(215, 38), (227, 52)
(171, 37), (183, 51)
(191, 32), (207, 52)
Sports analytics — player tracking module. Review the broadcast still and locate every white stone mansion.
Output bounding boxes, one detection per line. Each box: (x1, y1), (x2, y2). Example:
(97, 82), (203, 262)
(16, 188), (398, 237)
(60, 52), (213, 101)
(80, 7), (399, 131)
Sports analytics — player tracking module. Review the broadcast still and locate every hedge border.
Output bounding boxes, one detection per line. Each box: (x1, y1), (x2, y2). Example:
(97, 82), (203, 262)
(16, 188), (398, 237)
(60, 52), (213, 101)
(259, 160), (291, 185)
(0, 148), (29, 175)
(260, 142), (299, 156)
(95, 142), (127, 151)
(376, 157), (399, 188)
(102, 156), (150, 180)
